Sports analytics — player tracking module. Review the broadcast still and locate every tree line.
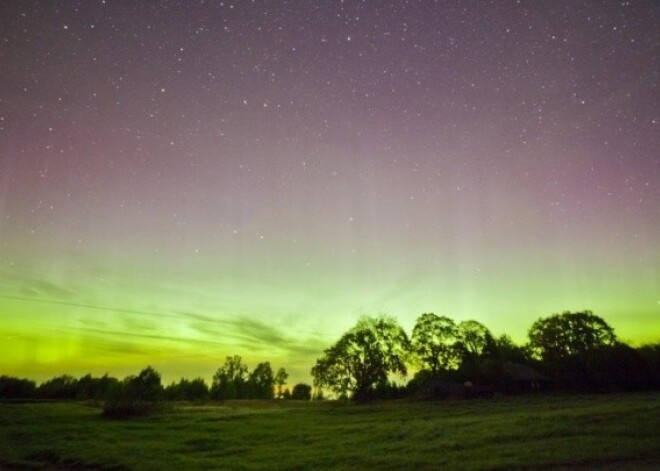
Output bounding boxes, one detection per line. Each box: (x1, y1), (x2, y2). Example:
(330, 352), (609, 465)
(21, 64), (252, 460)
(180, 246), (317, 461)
(1, 310), (659, 408)
(0, 357), (313, 405)
(312, 310), (660, 401)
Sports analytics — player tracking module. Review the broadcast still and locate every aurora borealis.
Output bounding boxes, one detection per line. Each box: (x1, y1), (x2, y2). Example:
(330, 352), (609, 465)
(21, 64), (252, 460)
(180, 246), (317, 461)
(1, 1), (658, 384)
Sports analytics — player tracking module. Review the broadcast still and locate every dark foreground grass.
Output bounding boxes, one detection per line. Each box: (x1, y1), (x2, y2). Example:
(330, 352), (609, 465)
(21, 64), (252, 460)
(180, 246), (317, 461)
(1, 393), (658, 470)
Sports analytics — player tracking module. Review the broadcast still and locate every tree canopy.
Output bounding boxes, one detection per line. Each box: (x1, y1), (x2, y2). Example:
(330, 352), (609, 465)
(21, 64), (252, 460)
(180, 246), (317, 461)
(456, 319), (496, 370)
(248, 362), (275, 399)
(212, 355), (248, 400)
(123, 366), (162, 401)
(411, 313), (460, 374)
(311, 315), (409, 401)
(528, 311), (617, 362)
(274, 367), (289, 399)
(165, 377), (209, 401)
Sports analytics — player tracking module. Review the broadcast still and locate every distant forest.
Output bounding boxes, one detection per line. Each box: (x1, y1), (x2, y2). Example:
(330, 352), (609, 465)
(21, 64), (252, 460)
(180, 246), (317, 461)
(1, 310), (659, 415)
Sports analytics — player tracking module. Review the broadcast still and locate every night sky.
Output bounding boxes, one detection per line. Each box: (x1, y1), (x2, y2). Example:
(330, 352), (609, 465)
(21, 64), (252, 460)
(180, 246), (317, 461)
(1, 1), (659, 383)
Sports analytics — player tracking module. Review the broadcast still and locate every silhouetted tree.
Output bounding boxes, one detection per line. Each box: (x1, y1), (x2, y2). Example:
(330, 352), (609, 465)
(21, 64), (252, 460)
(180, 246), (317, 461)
(274, 367), (288, 399)
(528, 311), (616, 363)
(75, 374), (120, 400)
(290, 383), (312, 400)
(0, 376), (37, 399)
(185, 377), (210, 400)
(103, 367), (164, 419)
(637, 344), (660, 389)
(164, 381), (178, 400)
(456, 320), (495, 363)
(311, 316), (409, 401)
(165, 377), (209, 401)
(212, 355), (248, 400)
(492, 334), (532, 364)
(76, 374), (96, 400)
(411, 313), (460, 374)
(123, 366), (163, 401)
(582, 343), (650, 391)
(248, 362), (275, 399)
(454, 320), (498, 381)
(38, 375), (78, 400)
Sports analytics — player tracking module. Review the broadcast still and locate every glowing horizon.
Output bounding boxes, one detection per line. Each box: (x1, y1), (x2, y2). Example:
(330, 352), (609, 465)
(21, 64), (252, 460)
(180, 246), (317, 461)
(2, 246), (658, 385)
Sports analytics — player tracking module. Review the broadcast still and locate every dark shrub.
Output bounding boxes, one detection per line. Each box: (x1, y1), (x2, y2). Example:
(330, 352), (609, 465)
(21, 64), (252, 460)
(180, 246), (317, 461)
(373, 380), (407, 400)
(290, 383), (312, 400)
(406, 370), (462, 400)
(102, 400), (164, 419)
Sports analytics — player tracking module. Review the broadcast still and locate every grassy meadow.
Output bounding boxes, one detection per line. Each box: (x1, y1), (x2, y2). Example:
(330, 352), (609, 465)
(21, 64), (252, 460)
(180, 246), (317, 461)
(1, 393), (659, 470)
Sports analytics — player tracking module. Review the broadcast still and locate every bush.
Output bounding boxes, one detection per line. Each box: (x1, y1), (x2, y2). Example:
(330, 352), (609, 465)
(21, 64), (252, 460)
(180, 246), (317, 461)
(102, 400), (164, 419)
(406, 370), (463, 400)
(290, 383), (312, 400)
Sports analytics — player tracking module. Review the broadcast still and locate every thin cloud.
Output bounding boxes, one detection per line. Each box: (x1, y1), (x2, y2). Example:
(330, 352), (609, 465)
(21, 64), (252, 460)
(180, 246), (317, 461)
(0, 294), (180, 321)
(180, 311), (328, 357)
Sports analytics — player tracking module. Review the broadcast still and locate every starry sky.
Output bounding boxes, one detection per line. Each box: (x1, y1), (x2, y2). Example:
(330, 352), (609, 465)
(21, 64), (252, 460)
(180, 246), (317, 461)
(1, 1), (659, 384)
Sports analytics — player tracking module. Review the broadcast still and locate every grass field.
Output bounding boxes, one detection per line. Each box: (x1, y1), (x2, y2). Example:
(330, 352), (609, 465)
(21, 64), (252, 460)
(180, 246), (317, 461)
(1, 393), (659, 470)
